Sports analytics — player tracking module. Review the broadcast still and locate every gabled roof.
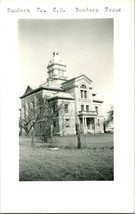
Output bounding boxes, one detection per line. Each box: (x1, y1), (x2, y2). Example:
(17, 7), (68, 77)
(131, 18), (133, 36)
(48, 92), (75, 101)
(62, 74), (92, 85)
(20, 85), (64, 99)
(24, 85), (33, 95)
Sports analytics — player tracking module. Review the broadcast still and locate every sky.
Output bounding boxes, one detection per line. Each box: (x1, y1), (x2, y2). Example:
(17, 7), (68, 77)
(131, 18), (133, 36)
(18, 19), (113, 113)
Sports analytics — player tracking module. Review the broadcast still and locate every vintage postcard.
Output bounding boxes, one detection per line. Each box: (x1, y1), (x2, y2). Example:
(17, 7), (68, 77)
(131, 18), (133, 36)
(0, 0), (134, 213)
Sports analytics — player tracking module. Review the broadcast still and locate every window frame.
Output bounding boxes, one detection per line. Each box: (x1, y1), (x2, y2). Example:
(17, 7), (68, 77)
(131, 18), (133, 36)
(80, 84), (87, 99)
(65, 118), (70, 127)
(86, 105), (89, 112)
(81, 105), (84, 111)
(95, 106), (98, 114)
(64, 104), (69, 113)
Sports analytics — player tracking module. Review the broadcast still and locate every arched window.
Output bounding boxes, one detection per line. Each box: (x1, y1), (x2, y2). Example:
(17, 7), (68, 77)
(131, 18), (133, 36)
(80, 84), (87, 98)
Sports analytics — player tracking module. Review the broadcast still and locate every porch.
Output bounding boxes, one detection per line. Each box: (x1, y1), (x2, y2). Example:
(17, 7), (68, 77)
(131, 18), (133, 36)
(78, 110), (97, 134)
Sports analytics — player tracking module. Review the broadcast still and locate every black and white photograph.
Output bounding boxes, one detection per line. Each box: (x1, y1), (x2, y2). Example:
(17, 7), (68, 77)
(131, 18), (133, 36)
(19, 19), (114, 181)
(0, 0), (134, 213)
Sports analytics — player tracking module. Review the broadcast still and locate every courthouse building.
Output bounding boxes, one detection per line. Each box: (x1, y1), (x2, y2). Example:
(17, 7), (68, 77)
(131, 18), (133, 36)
(20, 50), (104, 135)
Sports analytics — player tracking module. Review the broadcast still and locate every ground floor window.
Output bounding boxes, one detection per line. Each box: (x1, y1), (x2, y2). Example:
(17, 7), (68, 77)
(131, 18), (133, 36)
(95, 106), (98, 114)
(65, 118), (70, 127)
(53, 120), (56, 128)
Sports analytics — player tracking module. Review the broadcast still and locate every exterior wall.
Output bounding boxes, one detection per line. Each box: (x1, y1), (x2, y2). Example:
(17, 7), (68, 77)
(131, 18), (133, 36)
(20, 91), (43, 135)
(21, 91), (43, 119)
(93, 102), (103, 116)
(63, 77), (93, 124)
(58, 115), (76, 136)
(57, 99), (76, 136)
(62, 76), (104, 134)
(94, 116), (104, 134)
(76, 80), (93, 112)
(20, 75), (104, 136)
(42, 90), (56, 98)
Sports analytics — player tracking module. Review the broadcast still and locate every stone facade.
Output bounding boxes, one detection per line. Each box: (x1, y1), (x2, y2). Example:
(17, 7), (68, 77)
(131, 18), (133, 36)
(20, 50), (104, 135)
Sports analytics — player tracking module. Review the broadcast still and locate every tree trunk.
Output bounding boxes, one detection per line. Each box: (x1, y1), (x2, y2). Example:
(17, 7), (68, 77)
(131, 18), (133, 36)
(76, 124), (81, 149)
(31, 128), (35, 147)
(50, 125), (53, 144)
(103, 122), (106, 133)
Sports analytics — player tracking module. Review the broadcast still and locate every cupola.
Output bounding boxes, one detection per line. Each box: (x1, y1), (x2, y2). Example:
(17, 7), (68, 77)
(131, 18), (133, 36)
(47, 49), (68, 88)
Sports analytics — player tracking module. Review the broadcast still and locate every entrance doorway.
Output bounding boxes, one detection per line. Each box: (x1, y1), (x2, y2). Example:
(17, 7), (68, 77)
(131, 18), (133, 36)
(86, 118), (94, 130)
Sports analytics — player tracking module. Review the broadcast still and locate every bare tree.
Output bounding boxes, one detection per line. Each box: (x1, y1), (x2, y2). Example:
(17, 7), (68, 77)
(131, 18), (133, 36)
(104, 105), (114, 132)
(19, 102), (39, 135)
(107, 105), (114, 123)
(19, 94), (74, 145)
(19, 94), (53, 140)
(36, 95), (54, 142)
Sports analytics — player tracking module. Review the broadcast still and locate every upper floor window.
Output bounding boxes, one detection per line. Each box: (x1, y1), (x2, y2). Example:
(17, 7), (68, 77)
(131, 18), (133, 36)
(81, 105), (84, 111)
(64, 104), (69, 113)
(86, 105), (89, 112)
(49, 71), (53, 77)
(80, 84), (87, 98)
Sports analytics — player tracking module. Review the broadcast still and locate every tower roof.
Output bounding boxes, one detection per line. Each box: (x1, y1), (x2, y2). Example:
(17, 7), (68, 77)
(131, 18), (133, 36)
(47, 49), (66, 68)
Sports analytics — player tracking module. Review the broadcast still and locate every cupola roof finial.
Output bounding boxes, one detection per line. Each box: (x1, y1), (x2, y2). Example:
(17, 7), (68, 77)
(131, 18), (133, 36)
(53, 49), (59, 56)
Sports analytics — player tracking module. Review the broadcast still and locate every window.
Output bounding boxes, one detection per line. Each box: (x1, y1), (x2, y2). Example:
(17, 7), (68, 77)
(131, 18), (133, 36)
(28, 103), (31, 113)
(84, 91), (87, 98)
(80, 84), (87, 99)
(52, 104), (59, 116)
(81, 105), (84, 111)
(81, 84), (87, 89)
(39, 106), (43, 115)
(86, 105), (89, 112)
(64, 104), (68, 113)
(52, 104), (56, 113)
(80, 90), (83, 98)
(50, 71), (53, 77)
(65, 119), (70, 127)
(97, 119), (100, 127)
(53, 120), (56, 128)
(95, 106), (98, 114)
(23, 104), (26, 118)
(32, 101), (35, 109)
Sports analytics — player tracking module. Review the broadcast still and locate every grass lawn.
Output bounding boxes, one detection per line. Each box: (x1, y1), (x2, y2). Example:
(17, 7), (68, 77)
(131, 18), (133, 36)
(19, 134), (114, 181)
